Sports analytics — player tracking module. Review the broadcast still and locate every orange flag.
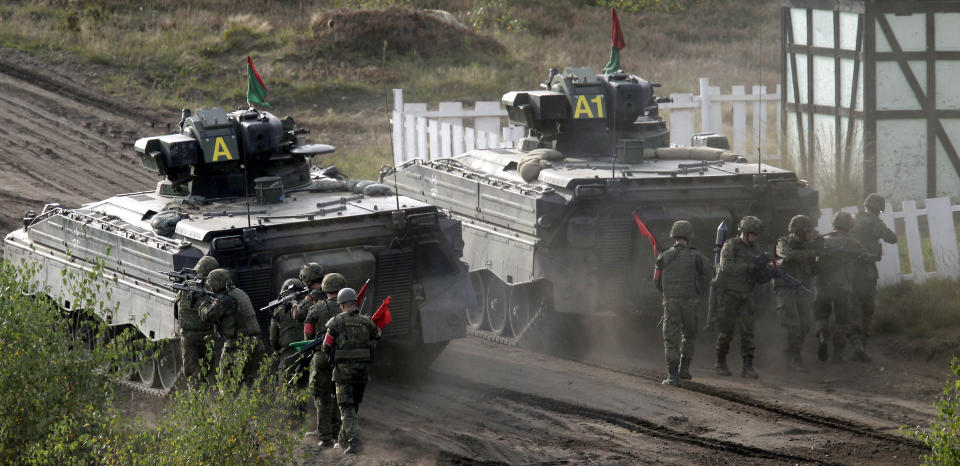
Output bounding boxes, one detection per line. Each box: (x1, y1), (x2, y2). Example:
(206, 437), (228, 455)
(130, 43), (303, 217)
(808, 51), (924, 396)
(372, 296), (392, 330)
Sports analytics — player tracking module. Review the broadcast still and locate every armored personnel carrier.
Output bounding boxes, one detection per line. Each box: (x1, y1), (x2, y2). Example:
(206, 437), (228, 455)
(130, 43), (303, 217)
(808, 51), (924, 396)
(4, 107), (472, 390)
(384, 67), (818, 343)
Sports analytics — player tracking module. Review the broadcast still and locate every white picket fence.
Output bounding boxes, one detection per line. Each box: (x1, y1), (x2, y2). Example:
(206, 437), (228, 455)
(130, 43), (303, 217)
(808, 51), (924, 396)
(391, 77), (782, 166)
(818, 197), (960, 286)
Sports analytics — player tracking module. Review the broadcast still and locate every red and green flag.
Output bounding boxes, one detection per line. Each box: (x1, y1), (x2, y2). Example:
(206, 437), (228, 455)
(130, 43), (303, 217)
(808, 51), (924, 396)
(246, 56), (269, 107)
(602, 8), (626, 74)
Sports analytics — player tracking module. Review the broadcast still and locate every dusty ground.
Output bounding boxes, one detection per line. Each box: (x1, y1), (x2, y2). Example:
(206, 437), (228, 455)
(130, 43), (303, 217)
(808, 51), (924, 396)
(3, 48), (947, 464)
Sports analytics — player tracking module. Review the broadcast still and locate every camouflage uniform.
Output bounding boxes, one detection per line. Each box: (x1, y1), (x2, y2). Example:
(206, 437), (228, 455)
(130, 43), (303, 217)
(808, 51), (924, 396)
(814, 212), (869, 363)
(200, 269), (265, 382)
(775, 219), (818, 369)
(322, 288), (380, 454)
(712, 216), (763, 378)
(177, 256), (219, 385)
(850, 201), (896, 346)
(270, 279), (306, 380)
(176, 288), (214, 385)
(655, 221), (713, 385)
(305, 298), (341, 444)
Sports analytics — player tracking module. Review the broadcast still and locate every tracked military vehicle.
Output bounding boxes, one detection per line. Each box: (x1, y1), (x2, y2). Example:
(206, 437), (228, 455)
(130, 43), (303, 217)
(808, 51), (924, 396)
(384, 67), (818, 343)
(4, 107), (472, 390)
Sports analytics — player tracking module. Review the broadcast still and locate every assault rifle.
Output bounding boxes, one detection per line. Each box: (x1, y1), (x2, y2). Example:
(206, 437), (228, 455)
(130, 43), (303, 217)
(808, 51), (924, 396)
(165, 269), (214, 297)
(704, 220), (728, 332)
(259, 288), (310, 313)
(751, 252), (813, 294)
(283, 337), (324, 385)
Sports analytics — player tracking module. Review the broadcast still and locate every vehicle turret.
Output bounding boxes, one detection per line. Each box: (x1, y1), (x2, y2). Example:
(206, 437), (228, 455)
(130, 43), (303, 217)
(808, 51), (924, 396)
(133, 107), (334, 198)
(502, 67), (669, 160)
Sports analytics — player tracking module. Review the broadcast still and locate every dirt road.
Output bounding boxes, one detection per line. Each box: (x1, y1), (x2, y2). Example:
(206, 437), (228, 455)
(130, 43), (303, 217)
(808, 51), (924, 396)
(297, 324), (935, 465)
(0, 48), (160, 237)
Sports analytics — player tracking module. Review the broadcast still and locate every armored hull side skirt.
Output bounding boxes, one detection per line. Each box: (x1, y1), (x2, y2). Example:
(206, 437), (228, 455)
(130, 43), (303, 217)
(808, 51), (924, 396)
(4, 233), (178, 340)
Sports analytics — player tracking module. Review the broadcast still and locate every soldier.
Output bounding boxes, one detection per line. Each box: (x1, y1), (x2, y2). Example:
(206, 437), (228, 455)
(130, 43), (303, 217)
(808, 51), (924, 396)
(293, 263), (325, 325)
(775, 215), (819, 371)
(321, 287), (381, 455)
(176, 255), (219, 386)
(199, 268), (266, 382)
(712, 216), (763, 379)
(654, 220), (713, 386)
(304, 272), (346, 447)
(270, 278), (306, 376)
(850, 193), (897, 350)
(814, 211), (870, 363)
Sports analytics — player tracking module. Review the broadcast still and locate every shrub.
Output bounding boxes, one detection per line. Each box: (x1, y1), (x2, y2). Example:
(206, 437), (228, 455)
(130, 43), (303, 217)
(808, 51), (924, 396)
(873, 278), (960, 338)
(903, 356), (960, 464)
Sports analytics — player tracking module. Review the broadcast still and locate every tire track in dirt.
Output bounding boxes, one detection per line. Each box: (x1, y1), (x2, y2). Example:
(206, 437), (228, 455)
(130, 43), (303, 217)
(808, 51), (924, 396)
(0, 53), (169, 241)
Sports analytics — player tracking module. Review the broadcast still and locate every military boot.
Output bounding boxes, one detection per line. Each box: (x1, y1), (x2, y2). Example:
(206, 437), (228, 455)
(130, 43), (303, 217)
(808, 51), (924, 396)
(741, 356), (759, 379)
(662, 362), (679, 386)
(678, 356), (693, 380)
(715, 352), (731, 376)
(816, 330), (829, 362)
(343, 438), (364, 455)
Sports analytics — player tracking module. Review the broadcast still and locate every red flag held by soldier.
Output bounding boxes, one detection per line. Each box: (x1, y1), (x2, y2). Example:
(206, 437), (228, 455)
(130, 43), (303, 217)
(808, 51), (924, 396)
(372, 296), (392, 330)
(356, 278), (370, 304)
(632, 210), (661, 257)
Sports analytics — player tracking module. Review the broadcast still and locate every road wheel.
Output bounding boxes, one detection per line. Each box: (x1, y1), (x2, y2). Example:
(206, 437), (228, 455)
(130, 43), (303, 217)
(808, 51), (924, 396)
(508, 285), (532, 337)
(156, 341), (181, 390)
(485, 277), (509, 336)
(466, 273), (487, 330)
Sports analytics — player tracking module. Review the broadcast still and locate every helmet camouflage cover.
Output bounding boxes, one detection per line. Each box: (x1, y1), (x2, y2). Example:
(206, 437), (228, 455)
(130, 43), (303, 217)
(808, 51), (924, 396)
(669, 220), (694, 239)
(281, 278), (305, 296)
(206, 268), (232, 291)
(788, 215), (814, 234)
(321, 272), (346, 293)
(832, 211), (854, 230)
(194, 256), (220, 278)
(738, 216), (763, 235)
(864, 193), (885, 213)
(299, 263), (325, 284)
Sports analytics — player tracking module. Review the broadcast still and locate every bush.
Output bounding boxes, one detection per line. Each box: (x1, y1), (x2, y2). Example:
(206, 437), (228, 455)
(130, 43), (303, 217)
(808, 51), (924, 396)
(0, 260), (301, 463)
(903, 356), (960, 464)
(0, 260), (142, 463)
(595, 0), (710, 13)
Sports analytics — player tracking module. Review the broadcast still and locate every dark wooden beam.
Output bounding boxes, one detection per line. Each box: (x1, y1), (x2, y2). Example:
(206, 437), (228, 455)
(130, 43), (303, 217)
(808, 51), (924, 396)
(927, 12), (937, 197)
(786, 13), (809, 179)
(781, 0), (865, 13)
(786, 102), (865, 118)
(864, 9), (877, 194)
(842, 15), (864, 188)
(876, 51), (960, 60)
(807, 7), (815, 183)
(787, 44), (860, 59)
(834, 9), (843, 190)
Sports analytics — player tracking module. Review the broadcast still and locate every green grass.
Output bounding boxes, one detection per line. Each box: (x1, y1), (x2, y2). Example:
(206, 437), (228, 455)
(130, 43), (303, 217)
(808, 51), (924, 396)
(875, 278), (960, 338)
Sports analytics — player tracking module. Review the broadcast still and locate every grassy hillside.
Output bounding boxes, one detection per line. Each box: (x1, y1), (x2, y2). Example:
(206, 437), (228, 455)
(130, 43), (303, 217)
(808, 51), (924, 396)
(0, 0), (779, 178)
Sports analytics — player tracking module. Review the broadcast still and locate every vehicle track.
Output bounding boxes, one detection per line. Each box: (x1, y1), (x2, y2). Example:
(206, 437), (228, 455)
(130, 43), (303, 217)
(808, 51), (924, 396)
(436, 374), (830, 464)
(570, 359), (927, 451)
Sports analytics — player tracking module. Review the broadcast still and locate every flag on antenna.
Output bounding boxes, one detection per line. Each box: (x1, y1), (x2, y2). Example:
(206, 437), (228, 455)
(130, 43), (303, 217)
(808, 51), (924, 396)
(602, 8), (626, 74)
(246, 56), (270, 107)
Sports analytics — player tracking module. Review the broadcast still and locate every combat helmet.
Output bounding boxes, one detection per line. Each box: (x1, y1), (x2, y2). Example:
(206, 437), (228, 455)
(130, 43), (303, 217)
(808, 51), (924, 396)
(206, 268), (232, 291)
(738, 216), (763, 235)
(832, 211), (854, 230)
(281, 278), (305, 296)
(299, 263), (325, 285)
(670, 220), (694, 240)
(864, 193), (885, 213)
(321, 273), (346, 293)
(194, 256), (219, 278)
(337, 287), (358, 304)
(788, 215), (814, 235)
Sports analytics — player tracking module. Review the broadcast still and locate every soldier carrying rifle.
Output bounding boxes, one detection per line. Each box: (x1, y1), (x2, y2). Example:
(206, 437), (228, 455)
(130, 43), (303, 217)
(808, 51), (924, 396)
(775, 215), (819, 371)
(712, 216), (764, 379)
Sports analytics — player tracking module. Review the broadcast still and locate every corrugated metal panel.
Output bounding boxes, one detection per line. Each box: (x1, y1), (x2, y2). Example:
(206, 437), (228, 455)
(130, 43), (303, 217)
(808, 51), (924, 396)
(374, 249), (415, 338)
(236, 267), (274, 339)
(595, 220), (632, 307)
